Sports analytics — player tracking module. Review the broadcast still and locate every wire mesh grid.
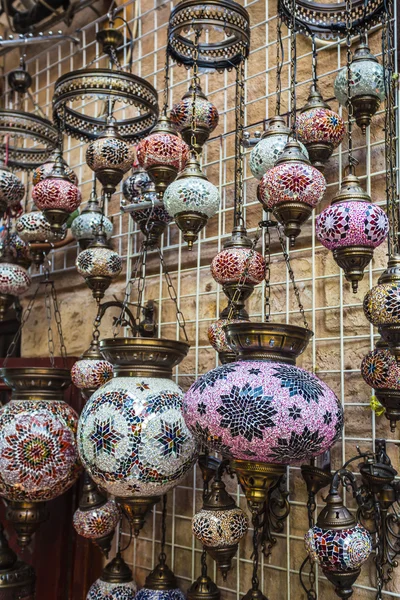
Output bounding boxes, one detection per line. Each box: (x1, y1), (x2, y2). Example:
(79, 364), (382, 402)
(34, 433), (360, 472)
(2, 0), (399, 597)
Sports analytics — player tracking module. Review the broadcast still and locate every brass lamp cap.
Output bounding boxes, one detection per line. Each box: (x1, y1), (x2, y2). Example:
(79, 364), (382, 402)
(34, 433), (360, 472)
(79, 472), (107, 511)
(187, 574), (220, 600)
(223, 225), (253, 249)
(377, 255), (400, 284)
(81, 194), (102, 216)
(87, 230), (111, 249)
(183, 81), (208, 101)
(82, 339), (104, 360)
(101, 553), (133, 584)
(352, 42), (378, 64)
(301, 85), (330, 112)
(145, 560), (177, 590)
(98, 118), (124, 141)
(316, 491), (356, 530)
(331, 174), (371, 205)
(0, 367), (71, 401)
(152, 115), (178, 137)
(96, 27), (124, 54)
(275, 140), (311, 165)
(203, 480), (236, 511)
(49, 151), (71, 182)
(261, 115), (290, 139)
(177, 155), (206, 180)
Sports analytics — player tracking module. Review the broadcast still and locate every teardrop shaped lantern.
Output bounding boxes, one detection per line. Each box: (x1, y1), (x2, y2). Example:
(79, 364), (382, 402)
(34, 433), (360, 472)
(0, 367), (81, 547)
(170, 82), (219, 155)
(363, 256), (400, 362)
(0, 247), (31, 321)
(316, 174), (388, 293)
(334, 42), (385, 133)
(32, 152), (82, 232)
(71, 191), (113, 250)
(77, 337), (197, 535)
(0, 522), (36, 599)
(0, 164), (25, 212)
(361, 338), (400, 432)
(163, 155), (220, 250)
(258, 141), (326, 246)
(71, 339), (114, 400)
(183, 322), (343, 510)
(87, 553), (137, 600)
(136, 115), (190, 195)
(32, 149), (78, 186)
(296, 86), (345, 172)
(76, 231), (122, 300)
(249, 116), (308, 180)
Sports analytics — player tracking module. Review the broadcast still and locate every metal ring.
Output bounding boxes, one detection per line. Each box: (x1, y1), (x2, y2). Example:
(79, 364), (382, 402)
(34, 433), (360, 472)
(52, 68), (159, 142)
(0, 109), (58, 171)
(168, 0), (250, 71)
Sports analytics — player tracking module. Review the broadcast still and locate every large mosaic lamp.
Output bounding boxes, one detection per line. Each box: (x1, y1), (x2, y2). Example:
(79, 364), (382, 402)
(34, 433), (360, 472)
(0, 523), (36, 600)
(192, 477), (248, 579)
(258, 140), (326, 246)
(86, 119), (135, 196)
(361, 338), (400, 432)
(0, 248), (31, 321)
(87, 553), (137, 600)
(183, 322), (343, 510)
(334, 42), (385, 133)
(77, 337), (197, 535)
(316, 174), (388, 293)
(76, 232), (122, 300)
(71, 192), (113, 250)
(363, 256), (400, 363)
(296, 86), (346, 172)
(71, 339), (114, 400)
(136, 115), (190, 195)
(135, 555), (186, 600)
(305, 489), (372, 598)
(0, 164), (25, 212)
(170, 82), (219, 155)
(32, 149), (78, 186)
(73, 472), (120, 557)
(163, 155), (220, 250)
(0, 367), (81, 547)
(249, 116), (308, 180)
(32, 152), (82, 232)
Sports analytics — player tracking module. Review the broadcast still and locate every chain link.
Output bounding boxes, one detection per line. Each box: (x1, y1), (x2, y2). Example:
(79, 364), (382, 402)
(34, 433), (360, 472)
(3, 283), (41, 366)
(311, 34), (318, 89)
(275, 14), (283, 116)
(162, 48), (171, 116)
(250, 511), (260, 591)
(156, 246), (188, 341)
(190, 30), (201, 155)
(113, 243), (146, 338)
(136, 243), (148, 325)
(44, 282), (55, 367)
(345, 0), (355, 173)
(159, 494), (167, 563)
(234, 58), (246, 227)
(263, 220), (273, 322)
(289, 0), (298, 138)
(51, 282), (68, 365)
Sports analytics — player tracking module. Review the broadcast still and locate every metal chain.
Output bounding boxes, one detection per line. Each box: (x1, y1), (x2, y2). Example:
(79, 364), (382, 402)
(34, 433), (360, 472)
(234, 57), (246, 227)
(113, 242), (146, 338)
(51, 282), (68, 365)
(136, 243), (148, 325)
(162, 47), (171, 116)
(156, 246), (188, 341)
(3, 283), (41, 366)
(289, 0), (298, 138)
(311, 34), (318, 89)
(190, 31), (201, 156)
(44, 281), (55, 367)
(275, 14), (283, 116)
(109, 45), (123, 70)
(345, 0), (355, 173)
(277, 225), (309, 329)
(160, 494), (167, 562)
(250, 511), (260, 592)
(263, 220), (273, 322)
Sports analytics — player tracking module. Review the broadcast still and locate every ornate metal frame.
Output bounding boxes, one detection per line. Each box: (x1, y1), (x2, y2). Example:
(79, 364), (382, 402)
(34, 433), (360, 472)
(167, 0), (250, 70)
(52, 68), (159, 142)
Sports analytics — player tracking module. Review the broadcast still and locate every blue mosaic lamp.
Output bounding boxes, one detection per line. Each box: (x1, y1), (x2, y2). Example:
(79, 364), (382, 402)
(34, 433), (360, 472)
(135, 554), (186, 600)
(87, 553), (137, 600)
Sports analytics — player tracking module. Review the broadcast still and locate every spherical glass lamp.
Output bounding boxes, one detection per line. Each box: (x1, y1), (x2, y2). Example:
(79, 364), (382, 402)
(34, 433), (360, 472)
(87, 553), (137, 600)
(71, 192), (113, 250)
(208, 318), (244, 364)
(16, 211), (66, 244)
(76, 232), (122, 300)
(316, 174), (388, 293)
(249, 116), (308, 180)
(163, 155), (220, 250)
(32, 149), (78, 186)
(334, 42), (385, 133)
(135, 557), (186, 600)
(258, 140), (326, 246)
(0, 248), (31, 321)
(71, 339), (114, 400)
(0, 164), (25, 212)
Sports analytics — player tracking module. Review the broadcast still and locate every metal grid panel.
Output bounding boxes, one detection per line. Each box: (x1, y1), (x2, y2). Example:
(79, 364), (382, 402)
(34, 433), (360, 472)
(3, 0), (399, 597)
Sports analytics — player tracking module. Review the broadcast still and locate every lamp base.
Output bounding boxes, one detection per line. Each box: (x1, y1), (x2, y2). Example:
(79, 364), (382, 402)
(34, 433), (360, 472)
(271, 201), (313, 247)
(375, 388), (400, 432)
(85, 275), (112, 300)
(231, 460), (286, 512)
(175, 211), (208, 251)
(323, 567), (361, 599)
(0, 293), (14, 321)
(352, 94), (381, 134)
(147, 164), (178, 195)
(378, 324), (400, 366)
(305, 141), (334, 173)
(43, 209), (69, 232)
(117, 496), (161, 536)
(204, 545), (238, 581)
(333, 245), (373, 293)
(6, 500), (48, 548)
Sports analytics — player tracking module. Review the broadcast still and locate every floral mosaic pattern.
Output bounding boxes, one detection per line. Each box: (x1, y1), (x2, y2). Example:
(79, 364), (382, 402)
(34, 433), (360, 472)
(249, 135), (308, 180)
(305, 524), (372, 571)
(78, 377), (197, 497)
(76, 247), (122, 279)
(361, 346), (400, 390)
(296, 108), (346, 148)
(163, 176), (220, 219)
(0, 263), (31, 296)
(334, 60), (385, 107)
(86, 138), (134, 174)
(71, 359), (114, 390)
(183, 361), (342, 465)
(0, 168), (25, 207)
(73, 498), (120, 539)
(32, 161), (78, 186)
(170, 96), (219, 132)
(259, 161), (326, 209)
(71, 213), (113, 243)
(211, 248), (266, 285)
(87, 578), (137, 600)
(192, 507), (248, 547)
(207, 318), (243, 353)
(0, 400), (81, 502)
(363, 283), (400, 326)
(32, 178), (82, 213)
(16, 212), (67, 243)
(316, 201), (388, 250)
(135, 588), (186, 600)
(136, 132), (190, 172)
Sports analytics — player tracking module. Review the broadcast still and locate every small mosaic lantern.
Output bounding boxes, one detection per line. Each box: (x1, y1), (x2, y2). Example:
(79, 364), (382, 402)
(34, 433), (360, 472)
(16, 211), (66, 244)
(170, 82), (219, 154)
(32, 150), (78, 186)
(163, 155), (220, 250)
(75, 232), (122, 300)
(258, 140), (326, 246)
(296, 86), (345, 171)
(0, 249), (31, 321)
(192, 478), (248, 579)
(249, 116), (308, 180)
(71, 191), (113, 250)
(71, 339), (114, 400)
(207, 318), (245, 364)
(316, 174), (388, 293)
(136, 115), (190, 194)
(0, 164), (25, 212)
(334, 42), (385, 133)
(0, 231), (31, 270)
(135, 556), (186, 600)
(87, 553), (137, 600)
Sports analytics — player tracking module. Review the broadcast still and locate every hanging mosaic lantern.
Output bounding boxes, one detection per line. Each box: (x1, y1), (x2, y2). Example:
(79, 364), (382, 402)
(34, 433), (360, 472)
(0, 231), (31, 270)
(296, 86), (346, 171)
(86, 118), (135, 196)
(0, 164), (25, 213)
(0, 367), (81, 546)
(0, 522), (36, 599)
(76, 232), (122, 300)
(249, 116), (308, 180)
(305, 489), (372, 597)
(258, 140), (326, 246)
(334, 42), (385, 133)
(163, 155), (220, 250)
(136, 115), (190, 195)
(208, 318), (245, 364)
(170, 82), (219, 154)
(87, 553), (137, 600)
(71, 339), (114, 400)
(363, 256), (400, 363)
(32, 152), (82, 232)
(135, 555), (186, 600)
(361, 338), (400, 432)
(192, 477), (248, 579)
(77, 337), (197, 535)
(71, 192), (113, 250)
(183, 322), (343, 508)
(32, 149), (78, 186)
(316, 174), (388, 293)
(0, 248), (31, 321)
(15, 210), (67, 266)
(73, 472), (120, 557)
